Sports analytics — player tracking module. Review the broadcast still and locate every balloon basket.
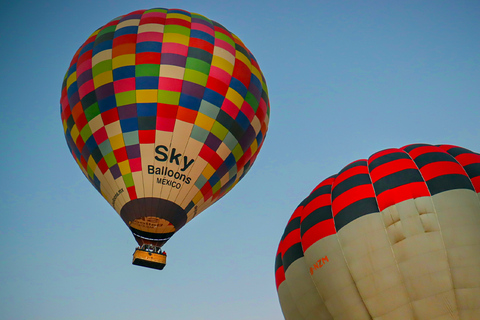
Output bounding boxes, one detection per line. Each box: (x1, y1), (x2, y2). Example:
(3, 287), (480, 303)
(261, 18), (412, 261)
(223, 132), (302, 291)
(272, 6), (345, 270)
(132, 245), (167, 270)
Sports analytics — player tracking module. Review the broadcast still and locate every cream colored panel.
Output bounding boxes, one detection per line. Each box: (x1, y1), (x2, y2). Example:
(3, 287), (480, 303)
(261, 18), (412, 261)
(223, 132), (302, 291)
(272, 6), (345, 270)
(338, 212), (412, 318)
(284, 257), (332, 320)
(277, 281), (305, 320)
(304, 235), (370, 319)
(384, 197), (457, 319)
(433, 189), (480, 319)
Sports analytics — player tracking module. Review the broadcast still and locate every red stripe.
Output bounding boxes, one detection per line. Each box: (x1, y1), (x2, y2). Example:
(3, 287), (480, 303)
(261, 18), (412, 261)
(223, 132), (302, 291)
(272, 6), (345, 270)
(333, 161), (368, 186)
(301, 219), (335, 251)
(302, 194), (331, 218)
(404, 145), (444, 159)
(376, 182), (430, 211)
(368, 148), (399, 163)
(369, 158), (418, 184)
(454, 153), (480, 166)
(275, 265), (286, 289)
(332, 184), (376, 216)
(282, 228), (301, 254)
(420, 161), (468, 181)
(471, 176), (480, 193)
(311, 176), (336, 193)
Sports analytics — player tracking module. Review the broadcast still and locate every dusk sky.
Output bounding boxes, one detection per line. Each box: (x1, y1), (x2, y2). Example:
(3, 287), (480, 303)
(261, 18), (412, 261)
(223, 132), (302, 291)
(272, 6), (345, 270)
(1, 1), (479, 319)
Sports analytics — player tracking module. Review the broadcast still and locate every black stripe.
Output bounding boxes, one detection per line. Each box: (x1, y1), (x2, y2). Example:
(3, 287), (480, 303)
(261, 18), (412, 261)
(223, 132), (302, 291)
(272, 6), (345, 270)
(441, 146), (477, 157)
(373, 169), (424, 195)
(332, 173), (372, 201)
(334, 198), (379, 231)
(281, 216), (301, 241)
(275, 252), (283, 272)
(339, 160), (366, 174)
(464, 163), (480, 179)
(403, 143), (431, 153)
(130, 227), (175, 241)
(369, 151), (410, 171)
(282, 243), (304, 271)
(300, 205), (333, 237)
(413, 152), (457, 168)
(427, 174), (474, 195)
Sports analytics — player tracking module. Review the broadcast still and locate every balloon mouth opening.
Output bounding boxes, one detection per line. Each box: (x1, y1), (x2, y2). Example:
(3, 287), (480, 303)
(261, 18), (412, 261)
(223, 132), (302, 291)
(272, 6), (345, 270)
(120, 197), (187, 246)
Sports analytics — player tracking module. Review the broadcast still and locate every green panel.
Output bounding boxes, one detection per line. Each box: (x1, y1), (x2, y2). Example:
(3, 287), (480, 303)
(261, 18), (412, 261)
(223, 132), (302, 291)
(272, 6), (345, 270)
(184, 70), (208, 86)
(186, 57), (211, 75)
(232, 144), (243, 161)
(157, 90), (180, 105)
(244, 91), (259, 112)
(123, 173), (134, 188)
(92, 60), (113, 77)
(116, 91), (136, 106)
(211, 180), (222, 194)
(210, 121), (228, 141)
(136, 64), (160, 77)
(84, 103), (101, 121)
(104, 151), (117, 167)
(164, 25), (190, 37)
(80, 125), (93, 142)
(214, 31), (234, 48)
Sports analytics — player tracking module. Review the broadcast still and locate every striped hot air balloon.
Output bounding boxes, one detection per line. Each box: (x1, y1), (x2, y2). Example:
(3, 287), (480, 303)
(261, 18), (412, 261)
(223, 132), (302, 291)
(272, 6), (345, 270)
(276, 144), (480, 319)
(60, 8), (269, 270)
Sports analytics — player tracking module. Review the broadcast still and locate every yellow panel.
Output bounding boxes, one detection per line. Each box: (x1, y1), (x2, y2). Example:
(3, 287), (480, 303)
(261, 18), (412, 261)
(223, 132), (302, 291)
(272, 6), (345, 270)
(66, 72), (77, 89)
(163, 33), (189, 45)
(113, 54), (136, 69)
(192, 190), (203, 204)
(194, 113), (215, 131)
(94, 71), (113, 88)
(70, 125), (80, 142)
(211, 55), (234, 74)
(235, 50), (252, 70)
(202, 163), (215, 179)
(167, 12), (191, 21)
(118, 160), (131, 175)
(109, 133), (125, 150)
(225, 87), (244, 109)
(136, 89), (158, 103)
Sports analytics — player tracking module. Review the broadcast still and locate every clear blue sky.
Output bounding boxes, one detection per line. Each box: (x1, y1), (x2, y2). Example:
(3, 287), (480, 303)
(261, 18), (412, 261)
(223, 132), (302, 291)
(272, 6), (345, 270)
(1, 1), (479, 319)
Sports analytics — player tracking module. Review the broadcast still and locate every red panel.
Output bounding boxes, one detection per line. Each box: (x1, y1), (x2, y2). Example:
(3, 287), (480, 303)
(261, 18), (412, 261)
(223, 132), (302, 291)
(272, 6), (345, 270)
(176, 106), (197, 123)
(138, 130), (156, 143)
(301, 219), (336, 251)
(333, 164), (368, 189)
(376, 182), (430, 211)
(129, 158), (142, 172)
(332, 184), (376, 216)
(421, 161), (469, 181)
(136, 52), (161, 65)
(113, 147), (128, 162)
(127, 186), (137, 200)
(369, 158), (419, 184)
(101, 108), (120, 125)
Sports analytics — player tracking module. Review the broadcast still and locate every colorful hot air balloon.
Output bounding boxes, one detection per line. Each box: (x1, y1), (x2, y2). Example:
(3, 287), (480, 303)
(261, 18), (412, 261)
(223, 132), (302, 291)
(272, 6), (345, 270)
(275, 144), (480, 319)
(60, 8), (269, 270)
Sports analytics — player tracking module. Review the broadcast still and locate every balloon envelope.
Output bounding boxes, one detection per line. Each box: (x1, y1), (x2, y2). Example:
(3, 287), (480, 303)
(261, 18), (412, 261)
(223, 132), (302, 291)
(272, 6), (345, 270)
(275, 144), (480, 319)
(61, 8), (269, 253)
